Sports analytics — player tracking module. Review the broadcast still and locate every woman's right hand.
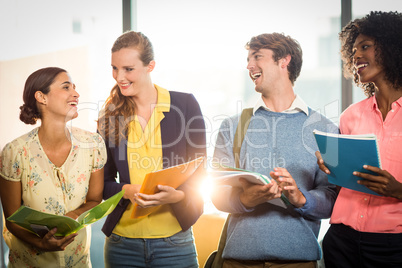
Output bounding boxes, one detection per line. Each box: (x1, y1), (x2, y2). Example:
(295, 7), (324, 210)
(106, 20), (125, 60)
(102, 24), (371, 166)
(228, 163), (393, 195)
(38, 228), (78, 251)
(122, 184), (141, 204)
(315, 151), (330, 174)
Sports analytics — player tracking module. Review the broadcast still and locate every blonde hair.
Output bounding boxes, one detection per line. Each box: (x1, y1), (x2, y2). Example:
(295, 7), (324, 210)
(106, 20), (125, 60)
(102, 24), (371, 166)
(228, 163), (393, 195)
(98, 31), (154, 145)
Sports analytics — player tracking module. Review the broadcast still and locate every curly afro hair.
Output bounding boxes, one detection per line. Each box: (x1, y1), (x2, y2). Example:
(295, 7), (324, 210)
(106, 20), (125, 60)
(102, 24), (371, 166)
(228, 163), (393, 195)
(339, 11), (402, 97)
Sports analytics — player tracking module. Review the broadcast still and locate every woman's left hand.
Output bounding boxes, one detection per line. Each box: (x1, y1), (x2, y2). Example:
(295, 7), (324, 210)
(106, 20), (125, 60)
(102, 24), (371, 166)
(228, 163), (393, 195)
(134, 185), (185, 208)
(354, 165), (402, 200)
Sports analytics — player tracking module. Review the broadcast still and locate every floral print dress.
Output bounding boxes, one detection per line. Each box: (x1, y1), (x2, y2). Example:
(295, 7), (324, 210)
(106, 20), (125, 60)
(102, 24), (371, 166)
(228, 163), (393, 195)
(0, 127), (106, 268)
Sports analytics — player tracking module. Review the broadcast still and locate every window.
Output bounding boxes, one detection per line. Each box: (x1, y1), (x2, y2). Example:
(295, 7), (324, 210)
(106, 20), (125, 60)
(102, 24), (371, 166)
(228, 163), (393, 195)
(0, 0), (122, 146)
(135, 0), (343, 157)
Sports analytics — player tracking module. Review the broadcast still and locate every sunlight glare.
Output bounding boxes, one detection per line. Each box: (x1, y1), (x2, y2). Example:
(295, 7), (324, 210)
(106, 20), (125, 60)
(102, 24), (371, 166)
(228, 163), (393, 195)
(200, 175), (214, 203)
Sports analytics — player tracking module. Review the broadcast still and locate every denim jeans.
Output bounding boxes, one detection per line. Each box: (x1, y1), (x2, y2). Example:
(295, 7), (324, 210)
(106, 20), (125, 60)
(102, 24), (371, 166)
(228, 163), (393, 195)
(104, 228), (198, 268)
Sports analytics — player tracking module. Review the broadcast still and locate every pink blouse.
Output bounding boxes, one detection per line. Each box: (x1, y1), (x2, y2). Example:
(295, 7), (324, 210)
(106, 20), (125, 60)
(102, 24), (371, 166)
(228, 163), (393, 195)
(330, 96), (402, 233)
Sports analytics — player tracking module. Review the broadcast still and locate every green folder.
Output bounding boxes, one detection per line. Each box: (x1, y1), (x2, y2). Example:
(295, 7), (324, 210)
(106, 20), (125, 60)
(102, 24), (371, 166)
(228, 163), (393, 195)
(7, 190), (124, 237)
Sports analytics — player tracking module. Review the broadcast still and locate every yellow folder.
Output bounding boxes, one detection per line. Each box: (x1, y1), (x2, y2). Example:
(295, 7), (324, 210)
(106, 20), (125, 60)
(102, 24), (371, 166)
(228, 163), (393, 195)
(131, 156), (205, 219)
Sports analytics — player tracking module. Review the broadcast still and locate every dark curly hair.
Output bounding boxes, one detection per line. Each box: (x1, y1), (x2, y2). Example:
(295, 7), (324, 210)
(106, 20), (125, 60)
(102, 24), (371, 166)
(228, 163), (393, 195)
(245, 32), (303, 85)
(20, 67), (67, 124)
(339, 11), (402, 97)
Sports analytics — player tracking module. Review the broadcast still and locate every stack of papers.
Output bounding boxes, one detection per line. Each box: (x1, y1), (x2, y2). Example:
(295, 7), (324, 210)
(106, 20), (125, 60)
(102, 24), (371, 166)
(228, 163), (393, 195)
(209, 166), (290, 208)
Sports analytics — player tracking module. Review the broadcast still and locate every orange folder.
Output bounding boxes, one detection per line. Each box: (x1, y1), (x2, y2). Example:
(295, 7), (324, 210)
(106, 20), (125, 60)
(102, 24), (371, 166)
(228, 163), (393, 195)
(131, 156), (206, 219)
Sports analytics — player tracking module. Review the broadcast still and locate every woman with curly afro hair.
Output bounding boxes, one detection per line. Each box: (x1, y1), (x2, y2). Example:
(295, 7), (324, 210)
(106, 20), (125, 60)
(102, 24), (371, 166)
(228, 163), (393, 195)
(317, 11), (402, 268)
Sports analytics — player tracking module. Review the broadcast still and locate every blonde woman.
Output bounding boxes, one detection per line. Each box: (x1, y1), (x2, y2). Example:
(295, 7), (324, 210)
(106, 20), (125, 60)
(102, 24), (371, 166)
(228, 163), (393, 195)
(98, 31), (206, 268)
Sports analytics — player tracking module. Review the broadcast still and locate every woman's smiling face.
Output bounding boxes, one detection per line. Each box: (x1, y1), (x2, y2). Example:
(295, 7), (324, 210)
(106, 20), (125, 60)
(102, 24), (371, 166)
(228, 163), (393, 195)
(111, 47), (154, 98)
(353, 34), (385, 85)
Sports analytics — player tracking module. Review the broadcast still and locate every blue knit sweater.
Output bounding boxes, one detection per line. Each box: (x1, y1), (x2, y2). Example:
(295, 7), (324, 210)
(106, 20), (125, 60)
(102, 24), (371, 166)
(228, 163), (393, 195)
(212, 107), (338, 261)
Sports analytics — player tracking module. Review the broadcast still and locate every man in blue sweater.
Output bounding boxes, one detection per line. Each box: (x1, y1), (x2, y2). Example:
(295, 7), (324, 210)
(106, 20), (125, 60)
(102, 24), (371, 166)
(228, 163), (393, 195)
(212, 33), (338, 267)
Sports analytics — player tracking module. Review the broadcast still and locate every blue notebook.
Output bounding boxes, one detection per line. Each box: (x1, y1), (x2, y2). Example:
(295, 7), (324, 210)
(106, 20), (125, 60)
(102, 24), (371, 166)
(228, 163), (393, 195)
(313, 129), (381, 196)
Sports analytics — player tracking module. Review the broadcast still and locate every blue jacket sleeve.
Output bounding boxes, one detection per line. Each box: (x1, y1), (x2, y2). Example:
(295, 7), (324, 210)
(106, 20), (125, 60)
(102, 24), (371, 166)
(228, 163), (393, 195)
(171, 93), (207, 230)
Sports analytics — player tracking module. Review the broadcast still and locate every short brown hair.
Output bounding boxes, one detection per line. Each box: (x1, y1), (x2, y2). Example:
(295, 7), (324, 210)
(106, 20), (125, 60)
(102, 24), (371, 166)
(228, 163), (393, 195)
(245, 33), (303, 85)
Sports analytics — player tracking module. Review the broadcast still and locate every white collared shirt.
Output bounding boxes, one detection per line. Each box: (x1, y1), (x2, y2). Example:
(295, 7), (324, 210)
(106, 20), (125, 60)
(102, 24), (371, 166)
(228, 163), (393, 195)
(253, 94), (309, 116)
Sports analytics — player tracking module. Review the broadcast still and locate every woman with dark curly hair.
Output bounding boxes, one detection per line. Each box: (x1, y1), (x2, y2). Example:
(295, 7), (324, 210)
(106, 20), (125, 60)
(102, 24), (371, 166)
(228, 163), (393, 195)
(0, 67), (106, 267)
(317, 11), (402, 268)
